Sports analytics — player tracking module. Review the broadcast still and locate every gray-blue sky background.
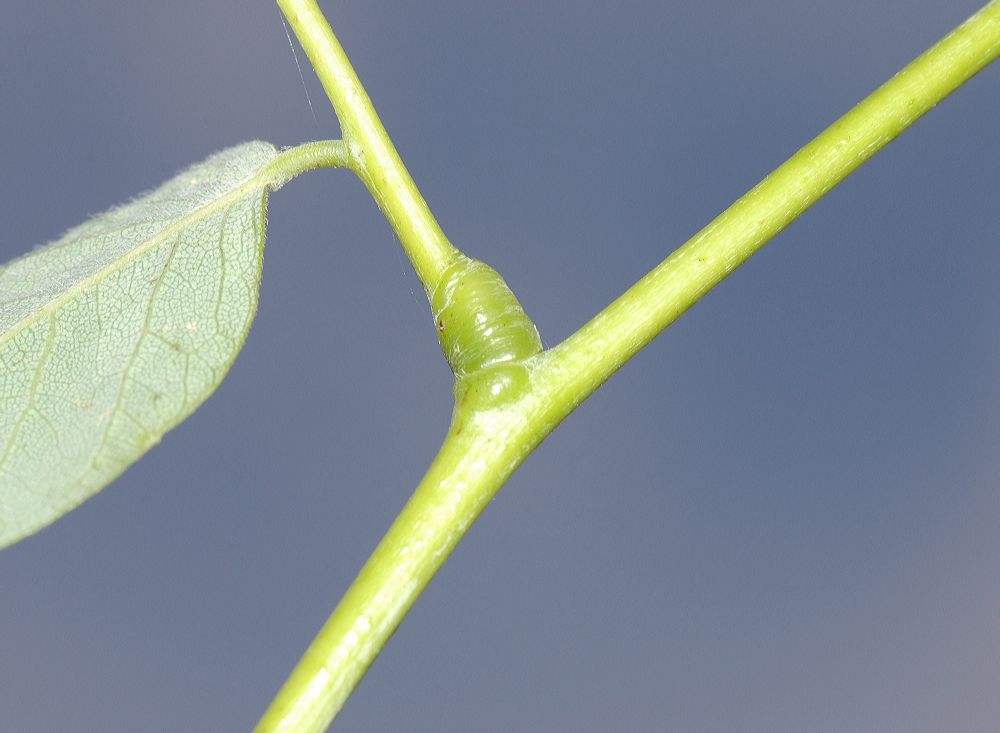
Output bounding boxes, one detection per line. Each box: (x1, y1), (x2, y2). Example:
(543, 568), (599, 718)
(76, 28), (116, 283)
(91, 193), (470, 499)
(2, 2), (999, 731)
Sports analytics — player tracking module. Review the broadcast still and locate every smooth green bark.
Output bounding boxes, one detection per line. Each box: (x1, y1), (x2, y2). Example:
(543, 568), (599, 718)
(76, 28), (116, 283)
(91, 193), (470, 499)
(276, 0), (460, 294)
(258, 2), (1000, 731)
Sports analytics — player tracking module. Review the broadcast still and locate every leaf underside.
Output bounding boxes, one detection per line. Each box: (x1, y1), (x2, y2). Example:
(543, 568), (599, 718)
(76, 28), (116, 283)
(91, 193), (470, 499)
(0, 141), (279, 548)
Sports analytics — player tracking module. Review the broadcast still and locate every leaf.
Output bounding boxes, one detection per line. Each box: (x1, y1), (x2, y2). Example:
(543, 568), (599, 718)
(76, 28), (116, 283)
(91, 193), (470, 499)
(0, 141), (280, 548)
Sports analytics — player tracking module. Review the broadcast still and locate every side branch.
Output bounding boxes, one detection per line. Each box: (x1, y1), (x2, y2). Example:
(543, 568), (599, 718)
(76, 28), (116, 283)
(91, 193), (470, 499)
(276, 0), (459, 293)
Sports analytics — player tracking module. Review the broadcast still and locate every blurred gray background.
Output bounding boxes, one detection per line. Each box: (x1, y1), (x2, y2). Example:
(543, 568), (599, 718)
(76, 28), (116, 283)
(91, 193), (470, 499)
(2, 2), (999, 731)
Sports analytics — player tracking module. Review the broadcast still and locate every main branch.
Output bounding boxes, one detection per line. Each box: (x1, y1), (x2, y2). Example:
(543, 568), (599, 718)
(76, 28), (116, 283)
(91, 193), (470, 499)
(258, 2), (1000, 731)
(540, 1), (1000, 406)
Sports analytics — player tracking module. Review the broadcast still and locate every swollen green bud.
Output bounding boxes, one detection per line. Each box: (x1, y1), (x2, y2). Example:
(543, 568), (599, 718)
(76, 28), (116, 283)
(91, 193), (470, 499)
(431, 256), (542, 378)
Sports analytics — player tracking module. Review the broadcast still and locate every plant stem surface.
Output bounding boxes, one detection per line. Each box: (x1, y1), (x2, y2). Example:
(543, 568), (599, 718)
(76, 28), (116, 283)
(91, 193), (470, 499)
(258, 2), (1000, 731)
(276, 0), (459, 294)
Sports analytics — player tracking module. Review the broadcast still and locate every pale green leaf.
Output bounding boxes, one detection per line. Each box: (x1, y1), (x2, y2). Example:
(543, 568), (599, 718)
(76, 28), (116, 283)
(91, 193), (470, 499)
(0, 141), (280, 548)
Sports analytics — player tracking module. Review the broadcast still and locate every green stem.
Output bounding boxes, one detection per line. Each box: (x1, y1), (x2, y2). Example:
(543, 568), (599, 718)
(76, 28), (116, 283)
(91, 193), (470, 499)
(276, 0), (459, 294)
(254, 389), (541, 733)
(258, 2), (1000, 731)
(265, 139), (351, 189)
(540, 1), (1000, 405)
